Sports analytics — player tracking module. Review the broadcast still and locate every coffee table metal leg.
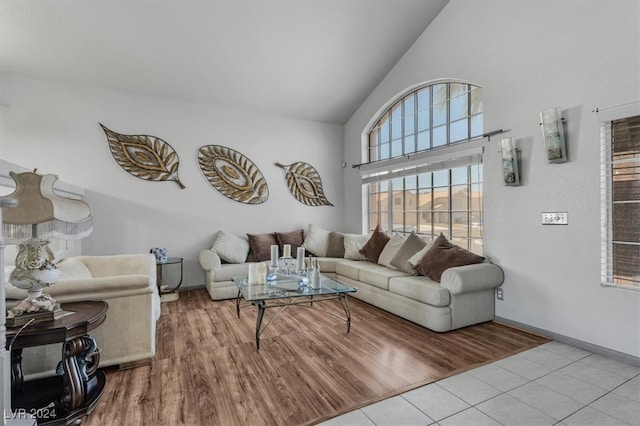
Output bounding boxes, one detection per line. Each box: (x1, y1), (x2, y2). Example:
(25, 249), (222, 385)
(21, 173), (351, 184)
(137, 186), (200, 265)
(256, 301), (266, 350)
(236, 289), (242, 318)
(338, 294), (352, 333)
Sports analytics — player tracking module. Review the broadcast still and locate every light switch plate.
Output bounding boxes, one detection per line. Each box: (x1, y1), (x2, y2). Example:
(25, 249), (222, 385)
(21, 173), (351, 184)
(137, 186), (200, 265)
(542, 212), (568, 225)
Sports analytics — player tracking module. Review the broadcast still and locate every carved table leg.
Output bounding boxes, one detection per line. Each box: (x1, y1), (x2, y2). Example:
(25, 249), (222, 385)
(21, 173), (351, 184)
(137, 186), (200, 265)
(10, 348), (23, 393)
(58, 335), (100, 412)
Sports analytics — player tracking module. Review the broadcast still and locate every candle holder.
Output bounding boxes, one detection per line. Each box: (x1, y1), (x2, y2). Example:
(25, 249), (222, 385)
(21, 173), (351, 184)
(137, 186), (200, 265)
(278, 257), (295, 275)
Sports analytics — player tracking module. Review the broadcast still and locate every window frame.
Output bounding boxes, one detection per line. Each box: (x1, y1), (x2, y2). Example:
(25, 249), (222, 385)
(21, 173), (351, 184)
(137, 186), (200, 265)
(600, 105), (640, 290)
(361, 80), (484, 253)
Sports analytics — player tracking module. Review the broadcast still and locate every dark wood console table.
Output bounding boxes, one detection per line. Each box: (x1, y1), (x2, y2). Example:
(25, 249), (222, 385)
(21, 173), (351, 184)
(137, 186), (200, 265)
(6, 301), (108, 425)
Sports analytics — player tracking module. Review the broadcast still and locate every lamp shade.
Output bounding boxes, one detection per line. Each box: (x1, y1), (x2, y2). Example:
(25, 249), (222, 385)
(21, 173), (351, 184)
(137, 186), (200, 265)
(0, 170), (93, 243)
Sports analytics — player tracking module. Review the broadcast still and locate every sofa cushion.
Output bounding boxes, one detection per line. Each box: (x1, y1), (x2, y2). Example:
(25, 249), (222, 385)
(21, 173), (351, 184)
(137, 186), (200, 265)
(57, 257), (93, 279)
(316, 257), (340, 274)
(211, 231), (250, 264)
(343, 233), (369, 260)
(247, 232), (279, 262)
(325, 232), (345, 258)
(378, 232), (406, 269)
(276, 229), (304, 257)
(415, 233), (485, 282)
(335, 260), (368, 281)
(358, 263), (409, 291)
(389, 276), (451, 307)
(359, 224), (390, 263)
(303, 224), (331, 257)
(391, 233), (427, 274)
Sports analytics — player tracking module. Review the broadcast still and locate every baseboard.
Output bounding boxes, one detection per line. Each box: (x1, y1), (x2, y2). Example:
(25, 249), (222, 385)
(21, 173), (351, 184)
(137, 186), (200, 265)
(117, 358), (152, 370)
(494, 316), (640, 367)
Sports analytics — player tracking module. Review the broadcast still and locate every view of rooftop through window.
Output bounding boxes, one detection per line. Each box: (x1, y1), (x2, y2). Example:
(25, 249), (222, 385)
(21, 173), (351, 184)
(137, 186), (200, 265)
(365, 82), (484, 254)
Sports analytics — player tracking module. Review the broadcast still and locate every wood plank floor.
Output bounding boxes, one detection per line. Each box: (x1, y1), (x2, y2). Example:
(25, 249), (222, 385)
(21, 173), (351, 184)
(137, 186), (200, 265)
(85, 288), (549, 426)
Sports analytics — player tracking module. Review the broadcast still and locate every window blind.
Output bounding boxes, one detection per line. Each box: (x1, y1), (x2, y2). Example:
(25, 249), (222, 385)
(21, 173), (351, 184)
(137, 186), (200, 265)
(601, 114), (640, 288)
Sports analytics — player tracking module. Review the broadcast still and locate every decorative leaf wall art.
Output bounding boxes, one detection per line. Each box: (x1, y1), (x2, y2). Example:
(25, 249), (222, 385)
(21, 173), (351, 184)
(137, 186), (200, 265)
(100, 124), (185, 189)
(275, 161), (334, 207)
(198, 145), (269, 204)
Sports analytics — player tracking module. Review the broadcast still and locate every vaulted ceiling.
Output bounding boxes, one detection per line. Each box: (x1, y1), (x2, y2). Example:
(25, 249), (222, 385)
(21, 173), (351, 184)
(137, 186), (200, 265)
(0, 1), (448, 124)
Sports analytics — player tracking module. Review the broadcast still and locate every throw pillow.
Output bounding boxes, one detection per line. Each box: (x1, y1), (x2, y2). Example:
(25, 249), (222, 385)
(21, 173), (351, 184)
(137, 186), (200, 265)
(325, 232), (345, 258)
(302, 224), (331, 257)
(359, 224), (390, 263)
(247, 232), (279, 262)
(276, 229), (304, 257)
(414, 233), (485, 282)
(408, 236), (436, 267)
(377, 232), (406, 269)
(343, 233), (370, 260)
(390, 233), (427, 274)
(211, 231), (250, 264)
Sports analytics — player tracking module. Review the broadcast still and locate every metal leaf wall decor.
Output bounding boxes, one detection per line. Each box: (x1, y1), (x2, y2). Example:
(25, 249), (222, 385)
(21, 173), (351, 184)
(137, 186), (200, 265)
(100, 124), (185, 189)
(198, 145), (269, 204)
(275, 161), (333, 207)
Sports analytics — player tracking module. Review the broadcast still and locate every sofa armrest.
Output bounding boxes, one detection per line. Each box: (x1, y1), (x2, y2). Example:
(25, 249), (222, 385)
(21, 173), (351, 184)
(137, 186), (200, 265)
(198, 249), (222, 272)
(440, 263), (504, 295)
(77, 254), (156, 279)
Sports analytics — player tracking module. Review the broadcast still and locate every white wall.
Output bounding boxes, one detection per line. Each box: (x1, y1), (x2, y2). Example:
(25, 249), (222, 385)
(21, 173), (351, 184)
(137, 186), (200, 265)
(0, 74), (345, 288)
(344, 1), (640, 357)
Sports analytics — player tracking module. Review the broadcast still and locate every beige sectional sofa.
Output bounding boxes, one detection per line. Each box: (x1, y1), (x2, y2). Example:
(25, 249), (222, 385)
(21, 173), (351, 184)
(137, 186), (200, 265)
(6, 253), (161, 378)
(198, 229), (504, 332)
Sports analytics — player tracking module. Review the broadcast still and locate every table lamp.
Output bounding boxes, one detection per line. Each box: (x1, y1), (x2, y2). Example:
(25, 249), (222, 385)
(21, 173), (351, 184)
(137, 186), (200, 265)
(0, 170), (93, 323)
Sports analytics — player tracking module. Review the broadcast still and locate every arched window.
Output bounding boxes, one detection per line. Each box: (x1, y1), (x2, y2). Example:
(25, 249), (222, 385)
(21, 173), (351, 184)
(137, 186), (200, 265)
(362, 81), (484, 254)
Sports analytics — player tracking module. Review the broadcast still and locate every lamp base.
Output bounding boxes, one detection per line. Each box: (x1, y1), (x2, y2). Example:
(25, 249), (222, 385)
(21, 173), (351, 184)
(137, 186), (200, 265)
(6, 294), (61, 327)
(6, 303), (64, 328)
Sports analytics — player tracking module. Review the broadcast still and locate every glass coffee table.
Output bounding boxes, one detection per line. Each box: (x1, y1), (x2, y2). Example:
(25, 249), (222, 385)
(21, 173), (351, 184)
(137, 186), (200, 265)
(233, 274), (357, 350)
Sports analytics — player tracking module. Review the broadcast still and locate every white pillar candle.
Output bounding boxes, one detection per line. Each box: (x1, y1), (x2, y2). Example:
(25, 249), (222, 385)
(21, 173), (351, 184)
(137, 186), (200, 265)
(257, 263), (267, 284)
(296, 247), (305, 271)
(283, 244), (291, 258)
(248, 263), (258, 284)
(270, 245), (279, 267)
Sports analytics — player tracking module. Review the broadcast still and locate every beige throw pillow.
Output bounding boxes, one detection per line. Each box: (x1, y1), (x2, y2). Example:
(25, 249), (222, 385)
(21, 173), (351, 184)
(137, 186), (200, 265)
(390, 233), (427, 274)
(211, 231), (250, 264)
(343, 233), (370, 260)
(377, 233), (406, 269)
(302, 224), (331, 257)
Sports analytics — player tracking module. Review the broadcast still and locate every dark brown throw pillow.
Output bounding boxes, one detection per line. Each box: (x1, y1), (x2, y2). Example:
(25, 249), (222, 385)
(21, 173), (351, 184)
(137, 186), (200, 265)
(415, 233), (485, 282)
(325, 232), (345, 258)
(359, 224), (390, 263)
(276, 229), (305, 257)
(247, 232), (278, 262)
(390, 233), (427, 274)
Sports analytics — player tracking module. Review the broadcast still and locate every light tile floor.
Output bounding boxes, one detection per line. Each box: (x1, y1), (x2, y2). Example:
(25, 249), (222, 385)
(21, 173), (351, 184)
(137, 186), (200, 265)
(319, 341), (640, 426)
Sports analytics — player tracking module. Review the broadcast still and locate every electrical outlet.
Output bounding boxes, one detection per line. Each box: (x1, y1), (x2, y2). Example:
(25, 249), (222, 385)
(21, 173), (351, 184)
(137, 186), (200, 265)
(542, 212), (568, 225)
(496, 287), (504, 300)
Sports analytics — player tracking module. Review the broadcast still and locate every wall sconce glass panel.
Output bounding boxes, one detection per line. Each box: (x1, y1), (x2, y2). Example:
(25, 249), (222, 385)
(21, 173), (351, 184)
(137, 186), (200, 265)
(540, 107), (567, 163)
(500, 137), (520, 186)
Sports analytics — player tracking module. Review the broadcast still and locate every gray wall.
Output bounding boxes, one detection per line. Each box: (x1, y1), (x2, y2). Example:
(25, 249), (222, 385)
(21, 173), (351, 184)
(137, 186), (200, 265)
(0, 74), (345, 289)
(343, 0), (640, 357)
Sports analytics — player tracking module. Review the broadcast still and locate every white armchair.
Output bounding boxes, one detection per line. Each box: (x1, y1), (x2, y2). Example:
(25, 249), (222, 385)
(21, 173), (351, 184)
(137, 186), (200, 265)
(6, 254), (161, 379)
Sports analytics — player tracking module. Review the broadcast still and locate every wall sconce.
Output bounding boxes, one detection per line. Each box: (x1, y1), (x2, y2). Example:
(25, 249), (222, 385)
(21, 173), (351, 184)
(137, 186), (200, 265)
(500, 137), (520, 186)
(540, 107), (567, 163)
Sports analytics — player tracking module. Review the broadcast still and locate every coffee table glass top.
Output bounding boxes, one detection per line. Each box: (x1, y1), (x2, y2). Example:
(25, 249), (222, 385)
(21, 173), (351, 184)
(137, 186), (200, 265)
(233, 274), (356, 302)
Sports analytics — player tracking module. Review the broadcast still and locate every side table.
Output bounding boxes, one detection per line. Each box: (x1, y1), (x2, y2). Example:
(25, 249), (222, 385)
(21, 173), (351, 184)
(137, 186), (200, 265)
(5, 301), (108, 425)
(156, 257), (183, 302)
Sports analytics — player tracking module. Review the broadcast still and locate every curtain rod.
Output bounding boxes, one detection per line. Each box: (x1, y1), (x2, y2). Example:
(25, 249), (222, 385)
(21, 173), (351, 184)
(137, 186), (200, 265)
(352, 128), (506, 169)
(593, 100), (640, 113)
